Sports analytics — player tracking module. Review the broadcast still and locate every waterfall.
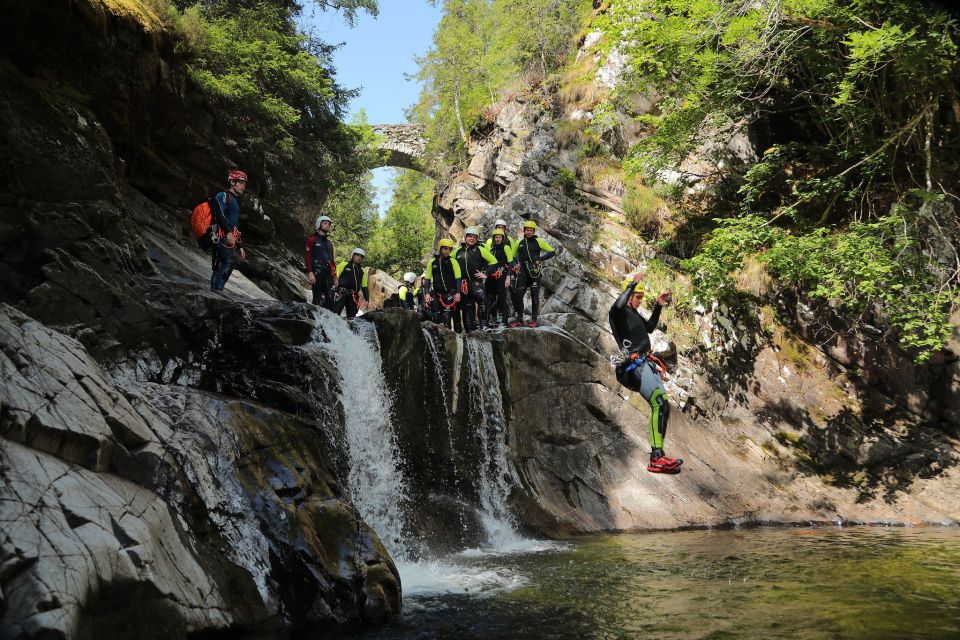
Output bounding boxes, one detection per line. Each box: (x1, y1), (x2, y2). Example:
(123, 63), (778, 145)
(309, 313), (550, 597)
(463, 338), (524, 549)
(310, 312), (413, 561)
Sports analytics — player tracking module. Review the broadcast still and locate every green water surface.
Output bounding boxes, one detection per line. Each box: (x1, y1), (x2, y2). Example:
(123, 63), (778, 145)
(335, 527), (960, 639)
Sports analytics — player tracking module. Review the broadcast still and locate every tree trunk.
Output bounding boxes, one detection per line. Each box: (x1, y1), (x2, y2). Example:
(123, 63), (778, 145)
(453, 78), (469, 145)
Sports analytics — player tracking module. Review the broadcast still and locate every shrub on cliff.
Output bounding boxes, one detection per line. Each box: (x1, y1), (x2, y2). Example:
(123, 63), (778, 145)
(598, 0), (960, 361)
(143, 0), (378, 195)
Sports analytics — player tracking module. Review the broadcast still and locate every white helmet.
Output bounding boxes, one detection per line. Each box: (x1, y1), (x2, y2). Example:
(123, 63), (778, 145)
(464, 226), (480, 237)
(351, 248), (365, 257)
(494, 218), (507, 228)
(403, 272), (417, 283)
(316, 215), (332, 229)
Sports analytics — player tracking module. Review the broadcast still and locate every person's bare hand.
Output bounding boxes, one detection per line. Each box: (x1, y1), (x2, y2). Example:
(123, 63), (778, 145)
(657, 291), (672, 305)
(307, 272), (316, 285)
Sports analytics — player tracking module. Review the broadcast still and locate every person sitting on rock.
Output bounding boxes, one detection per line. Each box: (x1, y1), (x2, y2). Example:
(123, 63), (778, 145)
(305, 215), (337, 308)
(398, 271), (420, 311)
(332, 248), (369, 318)
(510, 220), (555, 328)
(453, 227), (499, 332)
(485, 228), (515, 328)
(210, 169), (248, 291)
(423, 239), (463, 331)
(609, 272), (680, 474)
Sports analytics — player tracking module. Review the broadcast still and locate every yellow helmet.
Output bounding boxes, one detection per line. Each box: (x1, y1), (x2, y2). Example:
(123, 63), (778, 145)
(522, 220), (537, 230)
(621, 275), (646, 292)
(437, 238), (455, 249)
(491, 228), (505, 237)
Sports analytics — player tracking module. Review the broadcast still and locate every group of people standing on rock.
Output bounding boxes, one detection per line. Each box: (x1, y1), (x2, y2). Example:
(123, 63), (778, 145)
(196, 170), (681, 474)
(304, 215), (371, 318)
(397, 218), (556, 332)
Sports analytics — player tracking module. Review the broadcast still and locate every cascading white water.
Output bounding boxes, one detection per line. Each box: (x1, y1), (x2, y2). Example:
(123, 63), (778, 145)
(463, 338), (526, 549)
(310, 313), (412, 561)
(309, 313), (554, 597)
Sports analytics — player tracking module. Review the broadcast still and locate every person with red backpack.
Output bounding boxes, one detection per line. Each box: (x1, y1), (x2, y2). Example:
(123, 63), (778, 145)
(209, 169), (247, 291)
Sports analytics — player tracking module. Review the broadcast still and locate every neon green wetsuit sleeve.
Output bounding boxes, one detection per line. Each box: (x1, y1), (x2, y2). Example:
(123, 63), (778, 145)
(335, 261), (347, 278)
(536, 237), (555, 252)
(479, 246), (498, 265)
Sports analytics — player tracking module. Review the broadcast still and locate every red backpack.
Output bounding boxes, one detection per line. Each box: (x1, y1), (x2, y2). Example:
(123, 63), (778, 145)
(190, 193), (232, 248)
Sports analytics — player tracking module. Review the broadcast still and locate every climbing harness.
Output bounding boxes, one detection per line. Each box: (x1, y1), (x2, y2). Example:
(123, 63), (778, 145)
(438, 294), (458, 309)
(622, 352), (668, 381)
(610, 340), (668, 381)
(519, 239), (543, 278)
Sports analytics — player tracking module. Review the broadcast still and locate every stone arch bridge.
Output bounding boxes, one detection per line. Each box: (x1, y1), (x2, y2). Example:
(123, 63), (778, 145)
(371, 124), (426, 171)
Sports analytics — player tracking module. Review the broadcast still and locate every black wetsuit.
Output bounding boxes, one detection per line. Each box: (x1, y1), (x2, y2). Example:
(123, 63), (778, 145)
(609, 280), (670, 453)
(454, 244), (498, 331)
(424, 254), (463, 331)
(332, 261), (368, 318)
(305, 233), (336, 308)
(485, 240), (514, 325)
(513, 235), (556, 323)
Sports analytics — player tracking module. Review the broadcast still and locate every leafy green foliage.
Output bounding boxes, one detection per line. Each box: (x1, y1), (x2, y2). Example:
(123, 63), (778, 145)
(413, 0), (591, 172)
(187, 5), (336, 155)
(600, 0), (959, 359)
(683, 196), (957, 360)
(623, 179), (666, 236)
(368, 170), (437, 277)
(148, 0), (378, 203)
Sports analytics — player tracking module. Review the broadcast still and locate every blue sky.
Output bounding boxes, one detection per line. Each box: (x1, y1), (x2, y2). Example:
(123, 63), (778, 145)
(303, 1), (443, 213)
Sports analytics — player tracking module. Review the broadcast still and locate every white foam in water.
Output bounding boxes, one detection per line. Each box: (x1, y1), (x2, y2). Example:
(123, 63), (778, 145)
(457, 538), (567, 558)
(397, 559), (527, 597)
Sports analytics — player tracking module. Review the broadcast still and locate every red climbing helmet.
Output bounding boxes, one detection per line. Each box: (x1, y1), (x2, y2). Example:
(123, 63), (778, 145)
(229, 169), (248, 182)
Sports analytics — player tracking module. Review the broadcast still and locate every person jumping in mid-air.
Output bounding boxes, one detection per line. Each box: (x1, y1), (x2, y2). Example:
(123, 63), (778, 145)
(609, 272), (681, 474)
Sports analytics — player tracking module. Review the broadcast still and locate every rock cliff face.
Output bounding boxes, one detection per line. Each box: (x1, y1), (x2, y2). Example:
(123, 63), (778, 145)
(2, 1), (959, 638)
(0, 3), (399, 638)
(370, 308), (960, 539)
(419, 29), (960, 531)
